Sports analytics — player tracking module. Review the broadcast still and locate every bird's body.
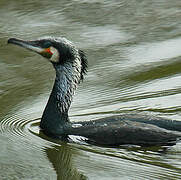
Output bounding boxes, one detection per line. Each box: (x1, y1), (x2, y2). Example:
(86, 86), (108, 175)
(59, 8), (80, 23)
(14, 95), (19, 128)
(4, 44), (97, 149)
(8, 37), (181, 147)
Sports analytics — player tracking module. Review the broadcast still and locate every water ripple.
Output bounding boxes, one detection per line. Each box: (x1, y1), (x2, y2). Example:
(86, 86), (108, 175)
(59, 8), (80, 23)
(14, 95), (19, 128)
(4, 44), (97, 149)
(1, 115), (25, 136)
(0, 115), (41, 143)
(1, 113), (181, 179)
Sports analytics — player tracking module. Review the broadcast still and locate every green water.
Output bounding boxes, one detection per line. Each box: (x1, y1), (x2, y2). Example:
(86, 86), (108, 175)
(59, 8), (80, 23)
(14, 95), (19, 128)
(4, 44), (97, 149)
(0, 0), (181, 179)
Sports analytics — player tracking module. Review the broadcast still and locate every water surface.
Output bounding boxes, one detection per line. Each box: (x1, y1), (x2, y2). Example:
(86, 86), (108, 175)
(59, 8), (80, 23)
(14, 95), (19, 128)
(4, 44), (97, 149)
(0, 0), (181, 179)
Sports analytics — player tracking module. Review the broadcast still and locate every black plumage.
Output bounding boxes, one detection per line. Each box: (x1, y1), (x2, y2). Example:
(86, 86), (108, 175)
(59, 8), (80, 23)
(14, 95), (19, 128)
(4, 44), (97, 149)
(8, 37), (181, 147)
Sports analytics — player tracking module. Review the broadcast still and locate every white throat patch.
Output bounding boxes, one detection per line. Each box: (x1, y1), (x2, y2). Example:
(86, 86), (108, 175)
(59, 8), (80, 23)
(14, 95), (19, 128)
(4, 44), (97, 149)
(50, 47), (59, 63)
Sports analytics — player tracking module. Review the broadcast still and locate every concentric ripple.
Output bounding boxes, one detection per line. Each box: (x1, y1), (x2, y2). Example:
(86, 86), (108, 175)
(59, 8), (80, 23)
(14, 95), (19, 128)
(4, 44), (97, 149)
(0, 115), (52, 151)
(0, 114), (41, 140)
(27, 118), (41, 136)
(0, 113), (88, 147)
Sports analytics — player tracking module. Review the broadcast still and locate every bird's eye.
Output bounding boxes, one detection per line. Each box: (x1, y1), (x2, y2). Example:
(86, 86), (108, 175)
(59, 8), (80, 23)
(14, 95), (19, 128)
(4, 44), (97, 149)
(43, 41), (52, 48)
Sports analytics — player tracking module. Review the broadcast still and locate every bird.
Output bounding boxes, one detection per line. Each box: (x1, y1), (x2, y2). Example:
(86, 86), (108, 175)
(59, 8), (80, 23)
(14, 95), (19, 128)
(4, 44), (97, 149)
(8, 37), (181, 147)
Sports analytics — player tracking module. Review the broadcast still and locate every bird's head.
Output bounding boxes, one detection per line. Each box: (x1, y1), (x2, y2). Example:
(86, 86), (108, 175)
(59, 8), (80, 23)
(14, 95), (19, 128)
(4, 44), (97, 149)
(8, 37), (87, 81)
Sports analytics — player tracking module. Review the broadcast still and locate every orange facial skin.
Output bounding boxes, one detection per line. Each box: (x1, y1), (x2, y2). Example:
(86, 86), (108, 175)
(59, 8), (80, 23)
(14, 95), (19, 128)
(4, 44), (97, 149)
(44, 48), (53, 55)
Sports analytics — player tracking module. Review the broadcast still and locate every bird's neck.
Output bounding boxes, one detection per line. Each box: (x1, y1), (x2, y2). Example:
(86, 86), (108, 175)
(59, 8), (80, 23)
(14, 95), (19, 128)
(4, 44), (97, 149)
(40, 62), (81, 135)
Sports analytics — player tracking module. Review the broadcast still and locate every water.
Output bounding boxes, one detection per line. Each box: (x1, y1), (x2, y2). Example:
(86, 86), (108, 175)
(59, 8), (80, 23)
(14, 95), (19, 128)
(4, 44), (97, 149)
(0, 0), (181, 179)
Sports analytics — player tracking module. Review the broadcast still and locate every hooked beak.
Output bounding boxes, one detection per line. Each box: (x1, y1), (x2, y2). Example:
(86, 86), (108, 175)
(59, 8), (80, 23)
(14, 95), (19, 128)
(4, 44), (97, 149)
(8, 38), (52, 58)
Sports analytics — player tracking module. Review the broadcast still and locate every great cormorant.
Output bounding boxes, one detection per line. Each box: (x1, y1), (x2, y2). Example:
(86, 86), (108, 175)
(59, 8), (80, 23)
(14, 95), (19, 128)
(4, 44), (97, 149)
(8, 37), (181, 146)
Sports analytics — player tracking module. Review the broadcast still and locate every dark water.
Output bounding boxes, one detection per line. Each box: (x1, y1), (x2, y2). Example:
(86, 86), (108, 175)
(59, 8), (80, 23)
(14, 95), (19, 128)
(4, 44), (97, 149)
(0, 0), (181, 179)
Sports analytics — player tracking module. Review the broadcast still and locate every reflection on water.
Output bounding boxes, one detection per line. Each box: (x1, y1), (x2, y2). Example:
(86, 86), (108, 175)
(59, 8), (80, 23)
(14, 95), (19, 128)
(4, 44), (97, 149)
(0, 0), (181, 179)
(45, 142), (87, 180)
